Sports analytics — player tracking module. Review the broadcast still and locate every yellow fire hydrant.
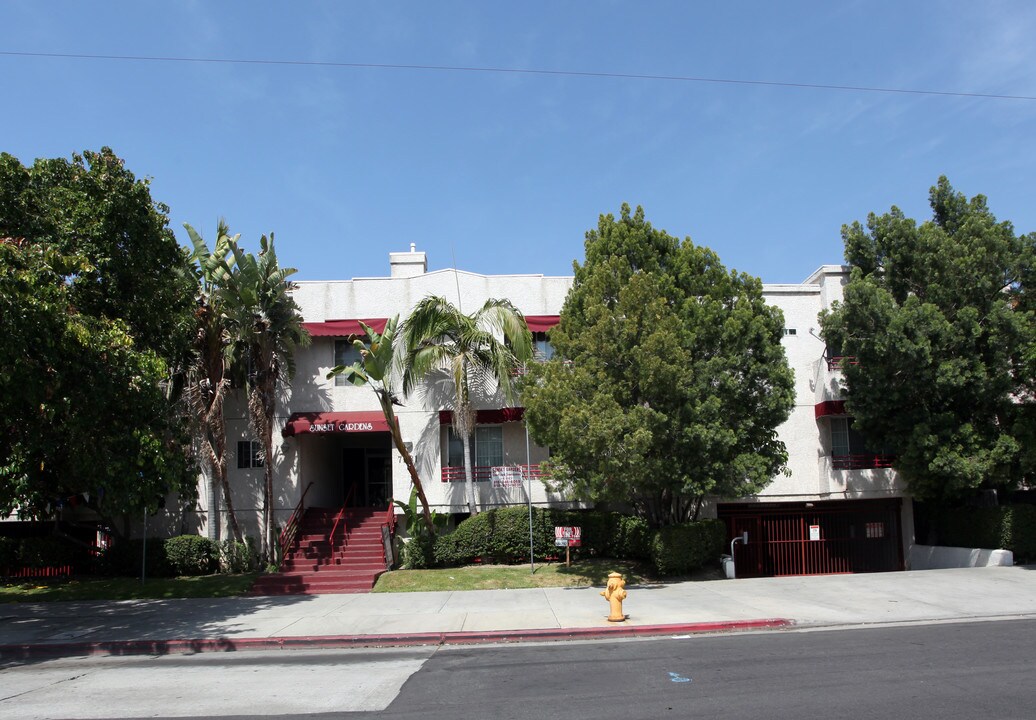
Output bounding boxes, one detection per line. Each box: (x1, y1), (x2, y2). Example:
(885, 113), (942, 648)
(601, 571), (627, 622)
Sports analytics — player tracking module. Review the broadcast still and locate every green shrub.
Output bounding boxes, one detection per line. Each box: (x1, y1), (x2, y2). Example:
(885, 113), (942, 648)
(402, 535), (436, 569)
(434, 511), (492, 566)
(219, 538), (257, 573)
(431, 507), (655, 568)
(614, 515), (652, 559)
(164, 535), (218, 576)
(17, 536), (80, 568)
(97, 538), (171, 577)
(649, 519), (726, 576)
(0, 537), (21, 569)
(488, 506), (548, 562)
(930, 504), (1036, 563)
(432, 531), (461, 567)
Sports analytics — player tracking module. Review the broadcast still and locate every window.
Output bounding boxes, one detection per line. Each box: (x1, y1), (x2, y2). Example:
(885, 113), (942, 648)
(475, 426), (503, 468)
(532, 331), (555, 361)
(237, 440), (264, 469)
(446, 426), (467, 468)
(444, 425), (503, 480)
(829, 418), (893, 469)
(334, 339), (362, 386)
(783, 328), (797, 336)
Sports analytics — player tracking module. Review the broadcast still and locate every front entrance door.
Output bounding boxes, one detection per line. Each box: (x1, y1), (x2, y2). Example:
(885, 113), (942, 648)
(342, 446), (391, 509)
(365, 450), (391, 509)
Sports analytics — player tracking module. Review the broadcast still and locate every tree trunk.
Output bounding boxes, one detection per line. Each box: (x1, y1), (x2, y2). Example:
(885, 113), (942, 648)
(205, 422), (243, 543)
(248, 371), (276, 565)
(461, 431), (477, 515)
(381, 394), (436, 536)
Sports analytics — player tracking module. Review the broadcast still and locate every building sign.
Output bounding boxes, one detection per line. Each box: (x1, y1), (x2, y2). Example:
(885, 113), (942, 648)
(555, 526), (581, 548)
(491, 466), (524, 488)
(310, 421), (376, 433)
(282, 412), (393, 437)
(809, 525), (821, 542)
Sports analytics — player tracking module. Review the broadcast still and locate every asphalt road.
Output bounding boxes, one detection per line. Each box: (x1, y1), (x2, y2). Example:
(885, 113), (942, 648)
(2, 619), (1034, 719)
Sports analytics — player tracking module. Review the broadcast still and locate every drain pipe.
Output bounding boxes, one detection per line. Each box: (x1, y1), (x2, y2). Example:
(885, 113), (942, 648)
(729, 532), (748, 579)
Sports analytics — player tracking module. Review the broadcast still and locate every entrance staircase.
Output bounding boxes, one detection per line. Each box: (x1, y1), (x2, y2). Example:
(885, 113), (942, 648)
(250, 507), (390, 595)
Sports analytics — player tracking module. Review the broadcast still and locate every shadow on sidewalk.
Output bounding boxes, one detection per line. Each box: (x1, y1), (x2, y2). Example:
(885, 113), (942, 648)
(0, 592), (321, 666)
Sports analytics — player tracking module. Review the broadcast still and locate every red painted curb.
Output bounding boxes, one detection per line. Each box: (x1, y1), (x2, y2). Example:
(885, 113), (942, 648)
(0, 618), (791, 661)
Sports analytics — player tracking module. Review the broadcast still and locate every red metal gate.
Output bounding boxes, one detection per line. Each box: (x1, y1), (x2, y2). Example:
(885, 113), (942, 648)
(719, 499), (903, 577)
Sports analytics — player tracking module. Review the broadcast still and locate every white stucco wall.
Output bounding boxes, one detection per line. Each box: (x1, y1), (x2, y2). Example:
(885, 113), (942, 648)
(189, 254), (907, 542)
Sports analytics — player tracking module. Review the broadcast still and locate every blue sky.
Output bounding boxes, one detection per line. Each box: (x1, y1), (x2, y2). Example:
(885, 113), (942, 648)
(3, 2), (1035, 284)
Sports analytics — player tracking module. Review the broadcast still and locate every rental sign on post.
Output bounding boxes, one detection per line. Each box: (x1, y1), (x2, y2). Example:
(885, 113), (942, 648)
(555, 526), (581, 567)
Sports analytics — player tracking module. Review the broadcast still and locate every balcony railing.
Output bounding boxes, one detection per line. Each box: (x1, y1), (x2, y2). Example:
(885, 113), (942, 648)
(827, 356), (859, 371)
(441, 464), (549, 482)
(831, 454), (895, 470)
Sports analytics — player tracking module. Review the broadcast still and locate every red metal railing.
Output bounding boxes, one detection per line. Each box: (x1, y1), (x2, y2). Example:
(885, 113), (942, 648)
(278, 481), (314, 561)
(328, 484), (356, 546)
(1, 565), (74, 579)
(440, 464), (549, 482)
(827, 356), (859, 370)
(832, 454), (896, 470)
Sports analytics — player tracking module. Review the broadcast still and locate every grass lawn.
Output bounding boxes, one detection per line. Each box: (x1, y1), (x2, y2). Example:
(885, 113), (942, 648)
(0, 573), (259, 603)
(372, 558), (720, 593)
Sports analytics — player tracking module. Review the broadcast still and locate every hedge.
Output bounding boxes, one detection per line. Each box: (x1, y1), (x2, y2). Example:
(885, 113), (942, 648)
(96, 538), (172, 577)
(98, 535), (224, 577)
(649, 520), (726, 576)
(430, 507), (722, 576)
(927, 504), (1036, 563)
(164, 535), (219, 576)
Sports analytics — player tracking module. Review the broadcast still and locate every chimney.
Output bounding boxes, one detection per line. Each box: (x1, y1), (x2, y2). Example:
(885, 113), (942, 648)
(389, 243), (427, 278)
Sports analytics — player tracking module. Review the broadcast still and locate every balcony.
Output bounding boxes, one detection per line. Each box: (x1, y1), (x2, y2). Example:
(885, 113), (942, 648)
(441, 464), (548, 483)
(831, 454), (895, 470)
(827, 356), (858, 371)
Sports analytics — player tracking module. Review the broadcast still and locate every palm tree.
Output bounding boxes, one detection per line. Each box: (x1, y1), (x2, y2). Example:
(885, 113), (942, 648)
(401, 296), (532, 515)
(183, 220), (243, 543)
(328, 316), (436, 536)
(223, 233), (310, 562)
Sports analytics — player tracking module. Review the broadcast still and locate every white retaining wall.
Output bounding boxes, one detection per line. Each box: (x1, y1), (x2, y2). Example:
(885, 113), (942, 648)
(909, 544), (1014, 569)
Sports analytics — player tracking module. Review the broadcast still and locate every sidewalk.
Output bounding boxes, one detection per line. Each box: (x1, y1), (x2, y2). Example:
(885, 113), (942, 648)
(3, 566), (1035, 659)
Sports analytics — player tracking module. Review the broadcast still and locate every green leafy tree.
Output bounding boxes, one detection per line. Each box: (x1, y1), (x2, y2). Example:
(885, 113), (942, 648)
(0, 240), (193, 518)
(820, 178), (1035, 502)
(0, 149), (197, 521)
(401, 296), (532, 515)
(183, 220), (244, 542)
(222, 233), (310, 561)
(328, 317), (437, 535)
(522, 204), (795, 527)
(0, 148), (195, 364)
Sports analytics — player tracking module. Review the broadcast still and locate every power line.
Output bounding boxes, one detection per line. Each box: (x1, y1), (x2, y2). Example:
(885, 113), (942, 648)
(2, 49), (1035, 102)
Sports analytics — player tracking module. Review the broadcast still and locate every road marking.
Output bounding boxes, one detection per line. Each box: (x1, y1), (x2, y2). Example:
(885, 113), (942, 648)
(668, 671), (691, 683)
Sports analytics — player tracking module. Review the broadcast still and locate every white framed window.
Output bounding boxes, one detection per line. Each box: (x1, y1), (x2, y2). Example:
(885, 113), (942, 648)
(475, 426), (503, 468)
(333, 339), (362, 386)
(237, 440), (264, 469)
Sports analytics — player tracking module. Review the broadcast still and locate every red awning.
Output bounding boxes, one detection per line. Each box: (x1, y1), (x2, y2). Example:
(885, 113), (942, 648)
(525, 315), (560, 333)
(302, 318), (388, 338)
(282, 411), (395, 437)
(814, 400), (848, 419)
(438, 407), (525, 425)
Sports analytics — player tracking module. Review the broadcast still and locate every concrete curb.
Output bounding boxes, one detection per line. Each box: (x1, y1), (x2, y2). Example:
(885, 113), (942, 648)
(0, 618), (792, 661)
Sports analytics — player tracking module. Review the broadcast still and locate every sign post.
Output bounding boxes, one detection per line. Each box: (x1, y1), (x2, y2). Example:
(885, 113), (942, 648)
(554, 526), (581, 567)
